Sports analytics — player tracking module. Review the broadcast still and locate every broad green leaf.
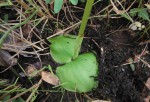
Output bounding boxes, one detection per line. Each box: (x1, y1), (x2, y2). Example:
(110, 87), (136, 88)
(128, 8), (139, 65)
(138, 8), (150, 22)
(54, 0), (63, 13)
(56, 53), (98, 93)
(70, 0), (78, 5)
(45, 0), (52, 4)
(49, 35), (76, 64)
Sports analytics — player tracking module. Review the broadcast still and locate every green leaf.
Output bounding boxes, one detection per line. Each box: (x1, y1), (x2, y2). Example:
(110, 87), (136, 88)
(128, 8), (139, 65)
(70, 0), (78, 5)
(54, 0), (63, 13)
(121, 13), (133, 22)
(138, 8), (150, 21)
(56, 53), (98, 93)
(45, 0), (52, 4)
(129, 8), (150, 22)
(49, 35), (76, 64)
(129, 8), (141, 17)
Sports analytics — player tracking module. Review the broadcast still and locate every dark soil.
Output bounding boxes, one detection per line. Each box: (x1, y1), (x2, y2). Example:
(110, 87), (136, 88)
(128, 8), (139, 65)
(85, 19), (150, 102)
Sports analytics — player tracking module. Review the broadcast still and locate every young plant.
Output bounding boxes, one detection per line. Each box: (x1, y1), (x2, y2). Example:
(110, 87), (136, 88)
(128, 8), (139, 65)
(48, 0), (98, 93)
(121, 6), (150, 30)
(122, 7), (150, 22)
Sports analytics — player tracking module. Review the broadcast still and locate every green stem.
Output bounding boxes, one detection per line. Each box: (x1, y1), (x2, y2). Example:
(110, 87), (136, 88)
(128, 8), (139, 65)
(73, 0), (94, 59)
(0, 9), (38, 48)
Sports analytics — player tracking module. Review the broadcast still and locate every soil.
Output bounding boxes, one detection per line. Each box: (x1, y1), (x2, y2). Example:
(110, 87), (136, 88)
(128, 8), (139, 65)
(0, 1), (150, 102)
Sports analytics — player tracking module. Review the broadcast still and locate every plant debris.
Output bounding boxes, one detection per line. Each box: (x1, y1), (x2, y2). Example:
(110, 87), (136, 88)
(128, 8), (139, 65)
(41, 71), (59, 86)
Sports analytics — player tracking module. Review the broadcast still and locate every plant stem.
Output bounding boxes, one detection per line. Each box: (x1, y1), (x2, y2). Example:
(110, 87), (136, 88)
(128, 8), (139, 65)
(0, 9), (38, 48)
(73, 0), (94, 59)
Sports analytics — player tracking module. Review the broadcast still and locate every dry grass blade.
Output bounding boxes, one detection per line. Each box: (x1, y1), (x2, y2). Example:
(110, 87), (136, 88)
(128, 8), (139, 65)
(26, 79), (42, 102)
(145, 78), (150, 90)
(143, 78), (150, 102)
(47, 21), (81, 39)
(0, 9), (38, 48)
(37, 0), (53, 18)
(135, 56), (150, 68)
(110, 0), (135, 14)
(15, 0), (45, 17)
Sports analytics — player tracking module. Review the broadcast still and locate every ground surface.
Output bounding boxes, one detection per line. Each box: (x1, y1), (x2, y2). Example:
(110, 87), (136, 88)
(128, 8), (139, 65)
(0, 1), (150, 102)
